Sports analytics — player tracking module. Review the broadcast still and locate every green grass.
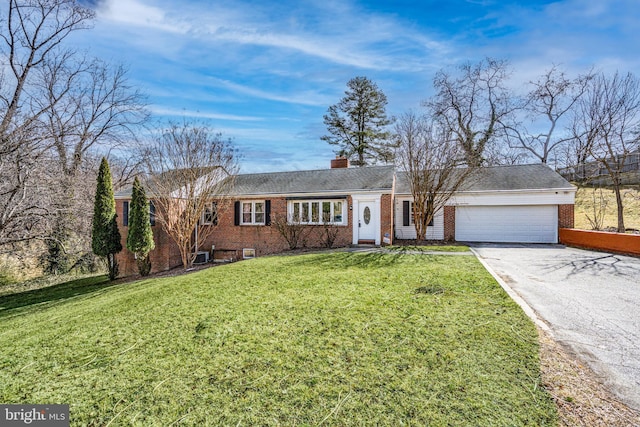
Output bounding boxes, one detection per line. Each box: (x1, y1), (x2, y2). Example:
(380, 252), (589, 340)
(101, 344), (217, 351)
(0, 252), (556, 426)
(385, 245), (470, 252)
(574, 186), (640, 230)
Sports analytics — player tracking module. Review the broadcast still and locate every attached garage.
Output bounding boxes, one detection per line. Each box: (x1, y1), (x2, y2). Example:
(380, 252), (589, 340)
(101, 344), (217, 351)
(455, 205), (558, 243)
(394, 164), (576, 244)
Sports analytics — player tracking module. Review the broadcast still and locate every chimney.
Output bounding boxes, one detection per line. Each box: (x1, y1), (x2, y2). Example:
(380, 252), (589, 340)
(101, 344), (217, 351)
(331, 156), (349, 169)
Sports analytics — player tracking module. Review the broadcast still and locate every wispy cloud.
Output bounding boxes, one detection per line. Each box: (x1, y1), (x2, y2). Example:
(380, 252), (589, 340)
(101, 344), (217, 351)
(94, 0), (448, 72)
(206, 78), (332, 107)
(150, 107), (264, 122)
(95, 0), (188, 34)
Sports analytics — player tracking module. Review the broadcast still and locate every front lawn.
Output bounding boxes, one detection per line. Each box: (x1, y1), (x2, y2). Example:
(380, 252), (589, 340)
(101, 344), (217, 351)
(0, 252), (556, 425)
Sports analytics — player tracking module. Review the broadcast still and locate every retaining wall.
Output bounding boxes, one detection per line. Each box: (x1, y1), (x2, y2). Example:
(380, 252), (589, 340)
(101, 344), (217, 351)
(559, 228), (640, 257)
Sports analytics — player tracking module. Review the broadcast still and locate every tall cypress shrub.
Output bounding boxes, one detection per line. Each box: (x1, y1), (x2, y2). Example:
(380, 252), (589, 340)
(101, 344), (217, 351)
(92, 158), (122, 280)
(126, 177), (155, 275)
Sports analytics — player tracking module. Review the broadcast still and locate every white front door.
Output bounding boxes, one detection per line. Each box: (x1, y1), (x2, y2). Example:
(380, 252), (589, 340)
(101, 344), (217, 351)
(358, 201), (376, 241)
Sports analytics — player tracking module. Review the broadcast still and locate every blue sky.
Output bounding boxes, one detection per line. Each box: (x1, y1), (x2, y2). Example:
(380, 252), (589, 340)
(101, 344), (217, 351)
(70, 0), (640, 173)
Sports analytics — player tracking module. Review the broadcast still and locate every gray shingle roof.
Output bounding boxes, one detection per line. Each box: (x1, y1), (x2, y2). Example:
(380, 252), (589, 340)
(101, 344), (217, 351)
(395, 164), (575, 194)
(227, 165), (395, 196)
(116, 163), (574, 199)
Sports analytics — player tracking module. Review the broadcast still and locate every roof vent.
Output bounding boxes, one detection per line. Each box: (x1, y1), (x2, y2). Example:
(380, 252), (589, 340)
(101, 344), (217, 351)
(331, 156), (349, 169)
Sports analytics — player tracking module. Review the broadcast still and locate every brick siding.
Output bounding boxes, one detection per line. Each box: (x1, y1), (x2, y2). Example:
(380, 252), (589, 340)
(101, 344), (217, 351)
(443, 206), (456, 241)
(116, 194), (394, 277)
(558, 204), (574, 229)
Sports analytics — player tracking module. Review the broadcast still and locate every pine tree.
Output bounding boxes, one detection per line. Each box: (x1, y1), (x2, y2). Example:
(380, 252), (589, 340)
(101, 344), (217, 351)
(92, 157), (122, 280)
(126, 177), (155, 276)
(321, 76), (395, 166)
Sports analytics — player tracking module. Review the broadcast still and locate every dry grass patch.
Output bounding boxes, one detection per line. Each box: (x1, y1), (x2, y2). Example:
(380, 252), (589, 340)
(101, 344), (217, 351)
(538, 327), (640, 426)
(574, 187), (640, 231)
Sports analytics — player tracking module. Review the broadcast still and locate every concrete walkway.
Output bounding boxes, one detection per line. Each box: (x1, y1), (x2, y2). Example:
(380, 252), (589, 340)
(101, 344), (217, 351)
(471, 243), (640, 411)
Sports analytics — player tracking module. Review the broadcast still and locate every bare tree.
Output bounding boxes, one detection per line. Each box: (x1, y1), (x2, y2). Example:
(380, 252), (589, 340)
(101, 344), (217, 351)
(44, 59), (148, 182)
(503, 66), (592, 165)
(41, 58), (147, 271)
(426, 58), (512, 167)
(0, 0), (93, 247)
(0, 1), (148, 276)
(395, 111), (475, 241)
(572, 71), (640, 232)
(144, 122), (238, 269)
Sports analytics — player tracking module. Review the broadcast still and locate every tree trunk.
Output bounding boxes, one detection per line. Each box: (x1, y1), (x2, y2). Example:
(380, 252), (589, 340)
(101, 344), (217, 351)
(613, 180), (625, 233)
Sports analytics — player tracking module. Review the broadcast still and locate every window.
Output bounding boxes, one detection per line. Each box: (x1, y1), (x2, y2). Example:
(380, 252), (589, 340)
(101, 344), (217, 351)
(241, 201), (265, 225)
(122, 200), (155, 226)
(408, 201), (433, 227)
(201, 202), (218, 225)
(123, 201), (129, 226)
(149, 202), (156, 226)
(289, 200), (345, 225)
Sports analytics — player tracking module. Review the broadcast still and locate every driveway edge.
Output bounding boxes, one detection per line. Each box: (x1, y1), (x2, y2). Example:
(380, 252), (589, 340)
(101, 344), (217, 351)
(470, 247), (552, 334)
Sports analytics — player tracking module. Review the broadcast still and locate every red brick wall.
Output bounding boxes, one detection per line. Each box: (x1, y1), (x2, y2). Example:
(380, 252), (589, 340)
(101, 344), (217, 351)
(115, 199), (182, 277)
(443, 206), (456, 241)
(116, 194), (396, 277)
(202, 196), (355, 258)
(560, 228), (640, 256)
(380, 194), (393, 245)
(558, 204), (574, 229)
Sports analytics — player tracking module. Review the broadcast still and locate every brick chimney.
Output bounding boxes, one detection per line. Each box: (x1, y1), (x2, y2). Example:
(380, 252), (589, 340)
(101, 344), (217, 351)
(331, 156), (349, 169)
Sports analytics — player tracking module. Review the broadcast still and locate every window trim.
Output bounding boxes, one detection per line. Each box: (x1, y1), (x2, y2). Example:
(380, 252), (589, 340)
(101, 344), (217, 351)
(200, 202), (218, 225)
(288, 199), (346, 225)
(240, 200), (266, 225)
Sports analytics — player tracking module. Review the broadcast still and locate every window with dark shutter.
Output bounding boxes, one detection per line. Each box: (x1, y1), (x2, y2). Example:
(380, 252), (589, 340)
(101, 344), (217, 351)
(123, 201), (129, 226)
(265, 200), (271, 225)
(402, 201), (410, 226)
(234, 201), (240, 226)
(149, 202), (156, 226)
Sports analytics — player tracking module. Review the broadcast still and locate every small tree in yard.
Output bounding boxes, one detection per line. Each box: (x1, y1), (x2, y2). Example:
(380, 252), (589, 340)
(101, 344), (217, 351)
(144, 121), (238, 269)
(396, 111), (475, 241)
(126, 177), (155, 276)
(92, 157), (122, 280)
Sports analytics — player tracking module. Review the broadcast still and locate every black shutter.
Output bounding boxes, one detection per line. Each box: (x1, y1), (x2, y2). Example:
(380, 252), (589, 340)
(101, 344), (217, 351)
(402, 201), (410, 226)
(149, 202), (156, 226)
(212, 202), (218, 226)
(427, 201), (434, 227)
(234, 201), (240, 226)
(265, 200), (271, 225)
(123, 201), (129, 226)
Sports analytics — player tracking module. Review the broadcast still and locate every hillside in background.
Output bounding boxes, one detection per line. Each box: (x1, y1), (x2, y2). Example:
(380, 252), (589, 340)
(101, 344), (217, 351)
(574, 187), (640, 231)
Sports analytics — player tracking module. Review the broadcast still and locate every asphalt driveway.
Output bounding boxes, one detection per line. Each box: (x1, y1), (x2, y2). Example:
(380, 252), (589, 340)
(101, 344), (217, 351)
(471, 243), (640, 411)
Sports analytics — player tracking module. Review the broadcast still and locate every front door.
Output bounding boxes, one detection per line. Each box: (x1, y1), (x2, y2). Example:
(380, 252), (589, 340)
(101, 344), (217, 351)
(358, 201), (376, 241)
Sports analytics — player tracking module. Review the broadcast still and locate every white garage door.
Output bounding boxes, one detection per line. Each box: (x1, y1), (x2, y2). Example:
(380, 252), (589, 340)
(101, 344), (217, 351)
(456, 205), (557, 243)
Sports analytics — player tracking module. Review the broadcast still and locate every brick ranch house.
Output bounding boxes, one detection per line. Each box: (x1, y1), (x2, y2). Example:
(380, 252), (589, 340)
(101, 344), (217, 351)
(114, 160), (575, 276)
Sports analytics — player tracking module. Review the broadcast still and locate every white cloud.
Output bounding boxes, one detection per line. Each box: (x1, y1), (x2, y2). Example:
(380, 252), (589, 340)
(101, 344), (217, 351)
(95, 0), (188, 33)
(150, 107), (264, 122)
(207, 78), (333, 107)
(93, 0), (448, 72)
